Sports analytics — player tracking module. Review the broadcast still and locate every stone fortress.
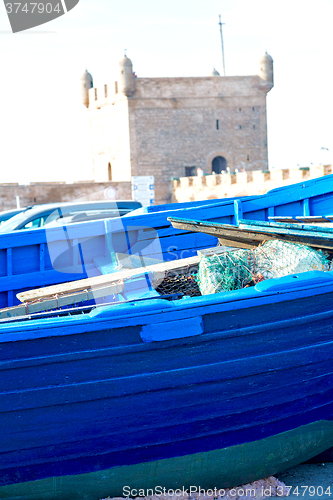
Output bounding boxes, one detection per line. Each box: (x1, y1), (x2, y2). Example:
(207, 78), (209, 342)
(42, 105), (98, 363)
(1, 52), (331, 211)
(82, 52), (274, 204)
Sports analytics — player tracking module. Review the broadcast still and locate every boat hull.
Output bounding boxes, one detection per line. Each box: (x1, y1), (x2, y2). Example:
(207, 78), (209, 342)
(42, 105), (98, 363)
(1, 421), (333, 500)
(1, 272), (333, 498)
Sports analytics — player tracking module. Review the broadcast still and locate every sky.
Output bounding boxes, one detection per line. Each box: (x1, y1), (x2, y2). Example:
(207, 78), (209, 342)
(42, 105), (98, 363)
(0, 0), (332, 184)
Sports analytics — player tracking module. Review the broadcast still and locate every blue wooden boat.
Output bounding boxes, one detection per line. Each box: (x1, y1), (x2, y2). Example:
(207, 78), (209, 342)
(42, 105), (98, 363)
(2, 174), (333, 311)
(1, 175), (333, 498)
(1, 267), (333, 499)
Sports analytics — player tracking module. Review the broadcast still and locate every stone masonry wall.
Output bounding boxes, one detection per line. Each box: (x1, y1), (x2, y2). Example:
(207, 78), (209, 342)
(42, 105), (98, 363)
(172, 165), (333, 203)
(1, 165), (330, 213)
(89, 74), (271, 205)
(128, 76), (269, 204)
(0, 181), (132, 211)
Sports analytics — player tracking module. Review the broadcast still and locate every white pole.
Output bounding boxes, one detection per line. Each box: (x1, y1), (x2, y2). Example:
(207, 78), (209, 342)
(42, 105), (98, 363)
(16, 196), (20, 209)
(219, 15), (226, 76)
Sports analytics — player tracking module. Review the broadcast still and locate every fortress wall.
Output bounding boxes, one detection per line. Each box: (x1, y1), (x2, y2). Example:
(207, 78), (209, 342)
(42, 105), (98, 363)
(89, 75), (263, 105)
(171, 165), (333, 203)
(0, 181), (132, 211)
(89, 74), (271, 205)
(132, 75), (261, 99)
(1, 165), (330, 213)
(126, 77), (269, 204)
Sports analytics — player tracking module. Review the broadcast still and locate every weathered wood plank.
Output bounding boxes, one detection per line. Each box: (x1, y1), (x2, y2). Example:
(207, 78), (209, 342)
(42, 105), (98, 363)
(0, 282), (124, 320)
(16, 255), (201, 303)
(168, 217), (333, 251)
(168, 218), (260, 247)
(269, 216), (333, 224)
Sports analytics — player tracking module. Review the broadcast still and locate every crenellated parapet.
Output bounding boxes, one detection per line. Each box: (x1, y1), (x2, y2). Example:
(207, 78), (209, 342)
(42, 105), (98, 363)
(86, 55), (136, 110)
(88, 82), (125, 109)
(172, 165), (333, 203)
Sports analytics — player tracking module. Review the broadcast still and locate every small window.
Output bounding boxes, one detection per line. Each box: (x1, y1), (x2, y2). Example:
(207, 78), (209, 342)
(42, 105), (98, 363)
(239, 125), (242, 129)
(216, 120), (219, 130)
(108, 163), (112, 181)
(185, 166), (196, 177)
(104, 85), (108, 98)
(252, 107), (255, 111)
(247, 154), (250, 161)
(94, 89), (98, 101)
(239, 108), (241, 111)
(115, 82), (118, 94)
(253, 125), (255, 129)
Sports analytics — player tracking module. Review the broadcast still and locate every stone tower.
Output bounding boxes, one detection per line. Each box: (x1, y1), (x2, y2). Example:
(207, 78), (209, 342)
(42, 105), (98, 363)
(81, 70), (93, 108)
(86, 53), (274, 204)
(118, 55), (135, 96)
(259, 52), (274, 91)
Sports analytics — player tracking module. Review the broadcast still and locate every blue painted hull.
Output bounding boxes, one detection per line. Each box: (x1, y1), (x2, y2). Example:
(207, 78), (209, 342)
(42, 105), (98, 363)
(2, 175), (333, 495)
(1, 271), (333, 495)
(1, 174), (333, 310)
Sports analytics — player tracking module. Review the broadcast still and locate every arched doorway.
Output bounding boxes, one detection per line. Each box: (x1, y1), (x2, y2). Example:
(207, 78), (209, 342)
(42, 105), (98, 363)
(108, 162), (112, 181)
(212, 156), (227, 174)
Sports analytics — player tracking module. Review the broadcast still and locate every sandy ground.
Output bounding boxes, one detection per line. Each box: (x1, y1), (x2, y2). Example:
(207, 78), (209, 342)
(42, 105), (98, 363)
(276, 463), (333, 499)
(101, 464), (333, 500)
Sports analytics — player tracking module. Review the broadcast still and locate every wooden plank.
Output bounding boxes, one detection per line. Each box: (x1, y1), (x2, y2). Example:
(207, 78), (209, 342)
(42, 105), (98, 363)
(0, 282), (124, 320)
(170, 215), (333, 236)
(269, 216), (333, 224)
(168, 218), (255, 246)
(16, 255), (201, 304)
(168, 216), (333, 251)
(241, 218), (333, 236)
(268, 216), (297, 223)
(243, 222), (333, 247)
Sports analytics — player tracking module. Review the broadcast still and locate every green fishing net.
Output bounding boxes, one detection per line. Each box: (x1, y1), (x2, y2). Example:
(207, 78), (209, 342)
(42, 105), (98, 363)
(196, 240), (330, 295)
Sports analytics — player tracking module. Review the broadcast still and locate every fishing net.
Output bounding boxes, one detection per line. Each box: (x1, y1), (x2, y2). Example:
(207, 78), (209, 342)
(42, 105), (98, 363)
(196, 240), (330, 296)
(196, 248), (261, 295)
(254, 240), (329, 279)
(155, 274), (201, 297)
(152, 263), (201, 298)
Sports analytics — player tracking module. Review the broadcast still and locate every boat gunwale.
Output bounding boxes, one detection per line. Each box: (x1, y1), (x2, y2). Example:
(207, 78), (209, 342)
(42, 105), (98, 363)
(1, 271), (333, 342)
